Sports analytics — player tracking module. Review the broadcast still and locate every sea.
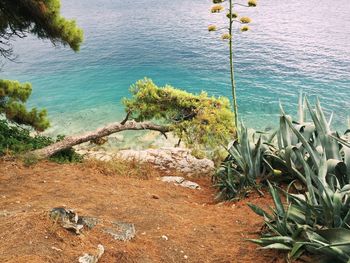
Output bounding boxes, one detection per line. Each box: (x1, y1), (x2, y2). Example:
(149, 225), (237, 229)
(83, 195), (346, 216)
(1, 0), (349, 136)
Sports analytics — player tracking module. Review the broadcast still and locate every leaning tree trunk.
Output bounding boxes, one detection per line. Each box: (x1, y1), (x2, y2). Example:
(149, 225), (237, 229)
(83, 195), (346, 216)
(32, 120), (170, 159)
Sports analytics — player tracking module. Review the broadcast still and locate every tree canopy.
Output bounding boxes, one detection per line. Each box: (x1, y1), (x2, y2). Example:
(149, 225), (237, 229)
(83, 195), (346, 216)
(0, 0), (84, 60)
(0, 0), (83, 130)
(123, 78), (235, 158)
(0, 79), (49, 131)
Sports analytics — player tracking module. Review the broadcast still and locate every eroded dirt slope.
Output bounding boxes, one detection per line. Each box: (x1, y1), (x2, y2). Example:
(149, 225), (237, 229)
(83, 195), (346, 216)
(0, 160), (282, 263)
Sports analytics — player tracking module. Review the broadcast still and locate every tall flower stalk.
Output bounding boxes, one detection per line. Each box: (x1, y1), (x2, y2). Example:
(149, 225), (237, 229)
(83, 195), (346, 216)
(209, 0), (257, 130)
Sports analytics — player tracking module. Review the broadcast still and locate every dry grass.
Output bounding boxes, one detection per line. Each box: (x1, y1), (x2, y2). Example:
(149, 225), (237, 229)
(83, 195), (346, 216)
(82, 158), (183, 179)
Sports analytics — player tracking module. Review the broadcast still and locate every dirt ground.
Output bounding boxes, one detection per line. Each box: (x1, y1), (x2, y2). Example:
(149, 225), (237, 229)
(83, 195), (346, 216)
(0, 159), (284, 263)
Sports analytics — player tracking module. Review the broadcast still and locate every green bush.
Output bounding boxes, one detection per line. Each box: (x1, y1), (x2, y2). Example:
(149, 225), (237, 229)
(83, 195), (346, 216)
(0, 119), (52, 154)
(0, 119), (81, 163)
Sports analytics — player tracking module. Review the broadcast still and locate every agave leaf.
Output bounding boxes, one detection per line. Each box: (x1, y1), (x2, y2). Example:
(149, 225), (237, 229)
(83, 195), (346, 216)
(264, 217), (283, 236)
(283, 113), (320, 168)
(312, 176), (336, 227)
(257, 236), (294, 244)
(298, 92), (305, 124)
(259, 243), (292, 250)
(277, 130), (283, 150)
(318, 153), (329, 186)
(240, 124), (254, 172)
(327, 159), (347, 178)
(265, 153), (307, 184)
(317, 229), (350, 251)
(330, 134), (350, 148)
(324, 135), (342, 160)
(315, 98), (331, 134)
(289, 242), (305, 260)
(305, 230), (329, 245)
(279, 103), (292, 147)
(268, 181), (285, 217)
(343, 146), (350, 178)
(328, 112), (334, 128)
(332, 191), (343, 227)
(299, 123), (316, 141)
(228, 145), (245, 169)
(305, 98), (324, 134)
(314, 229), (350, 263)
(285, 145), (298, 171)
(287, 205), (306, 225)
(253, 137), (262, 178)
(267, 130), (278, 144)
(298, 152), (318, 206)
(340, 184), (350, 193)
(248, 203), (273, 220)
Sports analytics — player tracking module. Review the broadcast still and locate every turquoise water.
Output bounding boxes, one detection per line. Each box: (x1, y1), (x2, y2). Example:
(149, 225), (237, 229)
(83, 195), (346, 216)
(1, 0), (350, 135)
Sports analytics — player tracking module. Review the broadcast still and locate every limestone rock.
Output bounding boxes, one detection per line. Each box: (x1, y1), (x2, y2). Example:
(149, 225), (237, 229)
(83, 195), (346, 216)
(161, 176), (185, 184)
(161, 176), (201, 190)
(50, 208), (83, 234)
(49, 208), (98, 234)
(116, 147), (214, 177)
(104, 222), (136, 241)
(180, 180), (201, 190)
(78, 244), (104, 263)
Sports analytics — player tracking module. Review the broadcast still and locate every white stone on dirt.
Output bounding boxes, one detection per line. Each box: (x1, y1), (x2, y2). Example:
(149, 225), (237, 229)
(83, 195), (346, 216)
(161, 176), (201, 190)
(161, 176), (185, 184)
(78, 244), (104, 263)
(180, 180), (200, 190)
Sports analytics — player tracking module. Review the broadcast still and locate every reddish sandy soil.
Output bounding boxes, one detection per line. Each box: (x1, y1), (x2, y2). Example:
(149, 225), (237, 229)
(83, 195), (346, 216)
(0, 160), (284, 263)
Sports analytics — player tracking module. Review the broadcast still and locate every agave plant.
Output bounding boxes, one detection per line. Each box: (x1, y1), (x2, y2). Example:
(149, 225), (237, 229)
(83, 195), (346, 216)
(267, 96), (350, 185)
(212, 122), (274, 200)
(249, 169), (350, 262)
(249, 97), (350, 262)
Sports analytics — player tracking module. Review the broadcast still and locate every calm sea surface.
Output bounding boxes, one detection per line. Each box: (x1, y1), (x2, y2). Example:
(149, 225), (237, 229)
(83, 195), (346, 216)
(1, 0), (350, 135)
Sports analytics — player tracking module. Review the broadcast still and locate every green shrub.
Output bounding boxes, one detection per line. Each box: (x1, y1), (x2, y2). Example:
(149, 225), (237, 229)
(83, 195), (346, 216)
(0, 119), (53, 154)
(0, 119), (81, 163)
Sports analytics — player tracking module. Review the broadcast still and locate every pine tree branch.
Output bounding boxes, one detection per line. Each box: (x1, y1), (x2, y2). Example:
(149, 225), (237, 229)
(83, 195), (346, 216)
(31, 120), (171, 159)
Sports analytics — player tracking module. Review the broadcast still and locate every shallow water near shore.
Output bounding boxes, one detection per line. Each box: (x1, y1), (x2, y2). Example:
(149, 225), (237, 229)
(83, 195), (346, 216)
(1, 0), (349, 136)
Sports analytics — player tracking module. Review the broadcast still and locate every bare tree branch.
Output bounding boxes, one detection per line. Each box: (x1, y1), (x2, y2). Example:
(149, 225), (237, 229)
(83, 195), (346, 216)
(31, 120), (171, 159)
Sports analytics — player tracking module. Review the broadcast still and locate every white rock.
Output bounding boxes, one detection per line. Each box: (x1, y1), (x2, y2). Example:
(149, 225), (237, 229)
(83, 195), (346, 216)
(161, 176), (201, 190)
(100, 155), (112, 162)
(180, 180), (201, 190)
(78, 244), (104, 263)
(115, 147), (214, 177)
(161, 176), (185, 184)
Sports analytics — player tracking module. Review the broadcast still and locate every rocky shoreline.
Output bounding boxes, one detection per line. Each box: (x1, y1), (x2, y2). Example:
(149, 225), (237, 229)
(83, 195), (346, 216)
(74, 131), (215, 177)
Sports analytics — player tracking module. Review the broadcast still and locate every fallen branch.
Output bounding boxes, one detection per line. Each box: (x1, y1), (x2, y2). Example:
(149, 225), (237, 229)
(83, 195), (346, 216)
(32, 120), (171, 159)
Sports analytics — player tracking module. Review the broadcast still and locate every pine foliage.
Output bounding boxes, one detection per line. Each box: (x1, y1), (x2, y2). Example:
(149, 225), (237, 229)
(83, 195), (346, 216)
(0, 79), (49, 131)
(0, 0), (83, 60)
(123, 78), (235, 158)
